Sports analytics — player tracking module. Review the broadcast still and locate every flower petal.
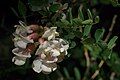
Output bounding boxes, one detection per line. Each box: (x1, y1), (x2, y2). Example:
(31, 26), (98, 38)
(12, 56), (26, 66)
(41, 63), (57, 73)
(46, 57), (58, 63)
(48, 34), (55, 40)
(15, 40), (27, 49)
(12, 48), (31, 58)
(60, 48), (65, 52)
(42, 27), (58, 40)
(51, 49), (60, 57)
(32, 59), (42, 73)
(44, 47), (52, 52)
(35, 41), (49, 55)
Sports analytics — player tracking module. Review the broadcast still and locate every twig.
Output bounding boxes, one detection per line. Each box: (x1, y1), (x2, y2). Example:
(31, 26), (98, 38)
(104, 15), (117, 42)
(79, 4), (83, 33)
(82, 48), (90, 80)
(110, 72), (116, 80)
(91, 15), (117, 80)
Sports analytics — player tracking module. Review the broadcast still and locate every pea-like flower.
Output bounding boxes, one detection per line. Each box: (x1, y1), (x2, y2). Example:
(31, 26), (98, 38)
(42, 27), (59, 40)
(12, 21), (69, 74)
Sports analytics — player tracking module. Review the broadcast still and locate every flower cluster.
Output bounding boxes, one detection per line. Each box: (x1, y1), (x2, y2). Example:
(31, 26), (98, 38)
(12, 21), (69, 74)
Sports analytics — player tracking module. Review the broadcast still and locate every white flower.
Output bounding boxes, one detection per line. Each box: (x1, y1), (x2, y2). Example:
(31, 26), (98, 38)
(12, 24), (69, 73)
(12, 56), (26, 66)
(42, 27), (59, 40)
(32, 59), (57, 73)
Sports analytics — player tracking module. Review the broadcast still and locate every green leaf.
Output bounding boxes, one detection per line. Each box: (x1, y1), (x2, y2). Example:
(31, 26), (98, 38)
(68, 8), (73, 24)
(110, 0), (120, 7)
(74, 67), (81, 80)
(90, 44), (102, 59)
(63, 68), (70, 79)
(94, 28), (105, 43)
(82, 38), (95, 45)
(83, 25), (92, 36)
(107, 36), (118, 49)
(62, 3), (68, 10)
(98, 41), (107, 49)
(87, 9), (93, 19)
(49, 4), (60, 12)
(48, 0), (54, 3)
(61, 19), (70, 26)
(72, 18), (82, 26)
(101, 48), (112, 60)
(18, 0), (26, 17)
(70, 41), (76, 49)
(82, 19), (93, 25)
(38, 10), (48, 16)
(30, 6), (42, 11)
(29, 0), (48, 6)
(29, 0), (48, 11)
(78, 7), (84, 21)
(64, 33), (75, 39)
(92, 0), (98, 6)
(100, 0), (111, 5)
(94, 16), (100, 23)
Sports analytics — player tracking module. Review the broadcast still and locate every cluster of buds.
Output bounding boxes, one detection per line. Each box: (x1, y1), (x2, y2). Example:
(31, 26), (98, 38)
(12, 21), (69, 74)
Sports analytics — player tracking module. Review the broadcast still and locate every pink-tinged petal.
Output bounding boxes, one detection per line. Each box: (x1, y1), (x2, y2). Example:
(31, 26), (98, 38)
(43, 41), (49, 48)
(27, 33), (39, 41)
(12, 56), (26, 66)
(32, 59), (42, 73)
(26, 36), (34, 43)
(38, 38), (45, 44)
(39, 53), (46, 59)
(26, 27), (33, 33)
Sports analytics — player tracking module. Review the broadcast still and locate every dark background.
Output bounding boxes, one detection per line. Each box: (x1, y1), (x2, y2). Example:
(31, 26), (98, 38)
(0, 0), (120, 80)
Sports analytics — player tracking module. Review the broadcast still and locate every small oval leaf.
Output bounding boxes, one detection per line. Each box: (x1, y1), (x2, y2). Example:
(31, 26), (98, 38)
(107, 36), (118, 49)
